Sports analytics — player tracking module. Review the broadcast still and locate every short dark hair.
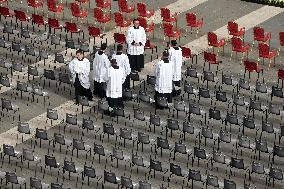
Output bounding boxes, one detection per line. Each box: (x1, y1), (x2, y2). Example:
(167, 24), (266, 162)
(133, 18), (139, 23)
(171, 40), (177, 46)
(76, 49), (83, 54)
(117, 44), (123, 51)
(101, 43), (107, 50)
(111, 59), (117, 65)
(163, 51), (169, 58)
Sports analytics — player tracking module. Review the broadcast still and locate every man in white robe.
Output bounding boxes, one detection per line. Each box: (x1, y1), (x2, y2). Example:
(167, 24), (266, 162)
(69, 49), (92, 104)
(112, 44), (131, 89)
(126, 18), (146, 72)
(104, 59), (125, 108)
(168, 40), (183, 96)
(154, 51), (174, 108)
(93, 43), (110, 98)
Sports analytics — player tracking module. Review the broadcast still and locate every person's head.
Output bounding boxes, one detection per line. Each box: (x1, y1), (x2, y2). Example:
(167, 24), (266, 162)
(100, 43), (107, 51)
(170, 40), (177, 47)
(76, 49), (83, 60)
(111, 59), (117, 66)
(117, 44), (123, 52)
(133, 18), (140, 28)
(162, 51), (169, 59)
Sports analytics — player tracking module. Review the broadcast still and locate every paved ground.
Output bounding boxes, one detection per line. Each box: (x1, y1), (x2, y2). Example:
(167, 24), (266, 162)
(0, 0), (283, 188)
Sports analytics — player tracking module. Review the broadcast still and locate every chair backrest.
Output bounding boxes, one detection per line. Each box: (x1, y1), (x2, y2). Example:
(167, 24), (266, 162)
(186, 13), (196, 24)
(121, 176), (133, 188)
(30, 177), (42, 189)
(163, 22), (173, 34)
(170, 163), (182, 176)
(14, 10), (27, 21)
(157, 137), (169, 149)
(231, 37), (242, 49)
(32, 14), (44, 25)
(188, 169), (201, 181)
(0, 7), (10, 16)
(258, 43), (270, 56)
(230, 157), (244, 169)
(150, 159), (162, 172)
(228, 21), (238, 34)
(103, 123), (114, 135)
(18, 122), (30, 134)
(63, 160), (76, 172)
(244, 60), (257, 72)
(48, 18), (60, 28)
(84, 165), (96, 177)
(6, 172), (19, 184)
(1, 98), (12, 110)
(269, 167), (283, 180)
(93, 7), (104, 19)
(252, 161), (265, 174)
(66, 113), (77, 125)
(137, 3), (146, 14)
(0, 75), (10, 87)
(114, 33), (126, 44)
(45, 155), (58, 168)
(224, 179), (236, 189)
(273, 145), (284, 157)
(65, 22), (77, 32)
(137, 17), (147, 28)
(208, 32), (217, 44)
(278, 69), (284, 80)
(23, 148), (35, 161)
(253, 27), (264, 39)
(279, 32), (284, 46)
(94, 143), (105, 155)
(204, 51), (217, 63)
(70, 2), (80, 14)
(3, 144), (15, 156)
(36, 128), (48, 140)
(160, 8), (170, 19)
(51, 183), (63, 189)
(104, 170), (117, 184)
(47, 108), (58, 120)
(194, 147), (206, 159)
(181, 46), (192, 58)
(73, 138), (85, 150)
(88, 26), (100, 37)
(207, 174), (219, 187)
(114, 12), (123, 24)
(118, 0), (129, 10)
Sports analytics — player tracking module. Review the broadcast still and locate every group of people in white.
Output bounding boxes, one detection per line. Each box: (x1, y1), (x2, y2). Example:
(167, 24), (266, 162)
(68, 19), (183, 111)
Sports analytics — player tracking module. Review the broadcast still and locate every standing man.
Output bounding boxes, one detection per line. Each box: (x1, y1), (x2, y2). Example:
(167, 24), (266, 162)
(69, 49), (93, 104)
(93, 43), (110, 98)
(126, 18), (146, 72)
(112, 44), (131, 89)
(104, 59), (125, 108)
(154, 51), (174, 108)
(168, 40), (183, 96)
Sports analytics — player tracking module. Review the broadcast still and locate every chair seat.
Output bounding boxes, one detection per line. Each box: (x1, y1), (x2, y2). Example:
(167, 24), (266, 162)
(28, 1), (43, 7)
(118, 20), (131, 27)
(187, 21), (203, 28)
(166, 30), (180, 38)
(49, 5), (64, 13)
(261, 50), (277, 58)
(233, 44), (250, 52)
(211, 39), (225, 47)
(73, 11), (88, 18)
(163, 16), (177, 23)
(121, 5), (135, 13)
(97, 16), (111, 23)
(230, 28), (245, 37)
(140, 10), (154, 18)
(17, 176), (26, 185)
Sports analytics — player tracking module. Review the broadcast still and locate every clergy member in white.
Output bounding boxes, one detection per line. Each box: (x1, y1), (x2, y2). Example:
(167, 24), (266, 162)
(154, 51), (174, 108)
(126, 18), (146, 72)
(69, 49), (93, 104)
(104, 59), (125, 108)
(112, 44), (131, 89)
(93, 43), (110, 98)
(168, 40), (183, 96)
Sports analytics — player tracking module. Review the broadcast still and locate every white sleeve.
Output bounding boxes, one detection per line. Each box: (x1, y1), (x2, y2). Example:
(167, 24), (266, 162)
(140, 28), (146, 46)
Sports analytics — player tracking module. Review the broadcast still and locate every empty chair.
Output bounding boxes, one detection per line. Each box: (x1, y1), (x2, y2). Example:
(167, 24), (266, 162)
(120, 176), (134, 189)
(82, 165), (98, 186)
(72, 138), (91, 158)
(22, 148), (41, 170)
(224, 179), (236, 189)
(166, 118), (179, 137)
(30, 177), (49, 189)
(63, 160), (83, 180)
(44, 155), (60, 180)
(2, 144), (21, 164)
(35, 128), (49, 148)
(53, 133), (72, 152)
(17, 122), (31, 142)
(103, 170), (120, 188)
(188, 169), (202, 188)
(206, 174), (219, 188)
(5, 172), (26, 188)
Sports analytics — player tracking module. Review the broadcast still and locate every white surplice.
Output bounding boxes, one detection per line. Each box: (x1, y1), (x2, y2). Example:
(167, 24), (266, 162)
(104, 66), (125, 98)
(126, 26), (146, 55)
(92, 51), (111, 83)
(69, 58), (91, 89)
(111, 52), (131, 78)
(169, 46), (183, 81)
(155, 59), (174, 94)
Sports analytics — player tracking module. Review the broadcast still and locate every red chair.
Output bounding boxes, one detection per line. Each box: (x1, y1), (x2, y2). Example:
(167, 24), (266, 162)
(160, 8), (177, 25)
(0, 6), (14, 18)
(144, 39), (157, 61)
(65, 22), (82, 38)
(278, 69), (284, 87)
(207, 32), (225, 54)
(162, 23), (180, 41)
(118, 0), (135, 14)
(0, 0), (7, 6)
(231, 37), (250, 60)
(253, 27), (271, 45)
(279, 32), (284, 50)
(244, 60), (263, 79)
(88, 26), (106, 44)
(114, 33), (126, 49)
(258, 43), (277, 67)
(70, 2), (88, 20)
(48, 18), (63, 32)
(93, 7), (111, 32)
(185, 13), (204, 34)
(227, 21), (245, 37)
(181, 46), (197, 64)
(95, 0), (111, 9)
(138, 17), (154, 36)
(204, 51), (222, 72)
(32, 14), (47, 31)
(14, 10), (30, 27)
(47, 0), (64, 17)
(137, 3), (154, 18)
(114, 12), (131, 30)
(27, 0), (43, 13)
